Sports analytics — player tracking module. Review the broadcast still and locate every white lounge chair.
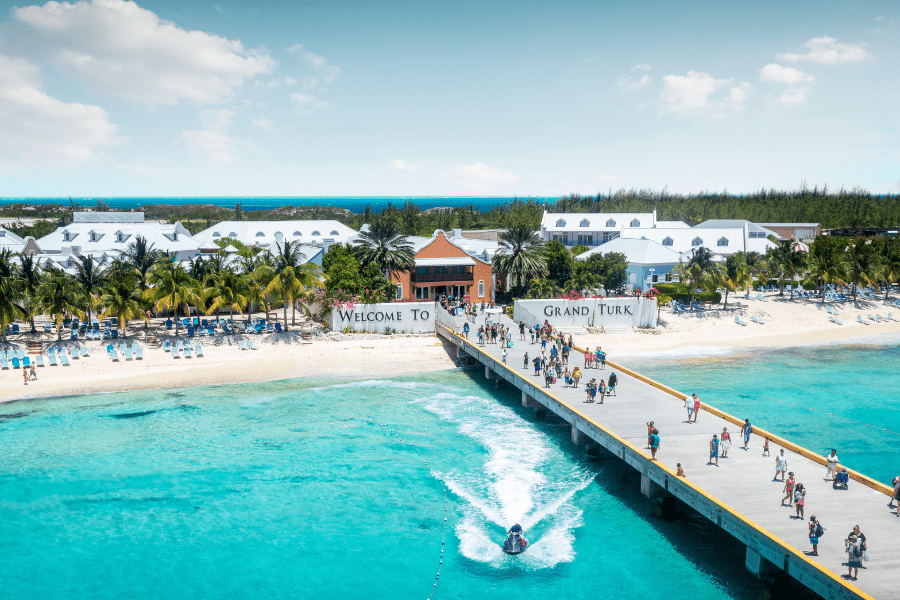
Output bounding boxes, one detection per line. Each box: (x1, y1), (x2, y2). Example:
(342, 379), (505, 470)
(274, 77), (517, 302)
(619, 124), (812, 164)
(856, 315), (870, 325)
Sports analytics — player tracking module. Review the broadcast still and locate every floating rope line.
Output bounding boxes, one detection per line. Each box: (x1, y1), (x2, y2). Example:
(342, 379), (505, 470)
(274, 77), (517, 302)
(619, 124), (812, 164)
(381, 424), (448, 600)
(762, 396), (900, 436)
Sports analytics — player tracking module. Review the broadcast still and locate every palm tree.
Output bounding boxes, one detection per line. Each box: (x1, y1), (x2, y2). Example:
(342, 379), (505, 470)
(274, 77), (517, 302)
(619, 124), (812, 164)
(492, 224), (547, 293)
(207, 269), (251, 321)
(676, 247), (719, 309)
(35, 267), (82, 340)
(122, 236), (161, 291)
(806, 241), (848, 303)
(844, 238), (878, 301)
(98, 277), (148, 337)
(72, 255), (104, 324)
(16, 253), (43, 332)
(0, 250), (25, 341)
(145, 262), (202, 336)
(353, 220), (415, 279)
(721, 252), (751, 309)
(876, 238), (900, 301)
(782, 247), (808, 299)
(266, 241), (323, 329)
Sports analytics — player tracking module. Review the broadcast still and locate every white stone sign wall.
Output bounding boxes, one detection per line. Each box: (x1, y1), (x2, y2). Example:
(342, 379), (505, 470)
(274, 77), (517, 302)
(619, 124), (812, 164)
(513, 298), (657, 328)
(330, 302), (435, 333)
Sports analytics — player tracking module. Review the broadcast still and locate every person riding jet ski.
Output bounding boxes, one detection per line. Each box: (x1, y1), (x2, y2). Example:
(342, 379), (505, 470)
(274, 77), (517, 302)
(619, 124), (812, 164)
(502, 524), (528, 555)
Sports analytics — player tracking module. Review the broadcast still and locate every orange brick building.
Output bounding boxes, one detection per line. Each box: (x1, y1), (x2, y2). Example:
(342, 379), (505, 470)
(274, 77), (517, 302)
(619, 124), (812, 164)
(391, 231), (493, 303)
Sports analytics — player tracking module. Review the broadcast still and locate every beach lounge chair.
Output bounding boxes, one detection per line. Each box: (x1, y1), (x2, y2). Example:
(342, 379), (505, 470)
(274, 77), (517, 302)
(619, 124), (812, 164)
(70, 330), (78, 340)
(11, 357), (20, 368)
(108, 346), (119, 361)
(207, 326), (214, 335)
(266, 323), (274, 333)
(194, 344), (204, 358)
(60, 352), (71, 366)
(134, 345), (143, 360)
(163, 341), (171, 352)
(0, 356), (7, 369)
(867, 314), (880, 322)
(166, 319), (173, 329)
(122, 345), (133, 360)
(80, 345), (90, 357)
(43, 322), (52, 332)
(201, 319), (208, 327)
(829, 315), (843, 325)
(71, 347), (80, 359)
(22, 356), (31, 368)
(876, 314), (888, 322)
(237, 340), (247, 350)
(187, 326), (195, 337)
(755, 294), (767, 302)
(198, 326), (206, 337)
(222, 322), (232, 334)
(856, 315), (870, 325)
(192, 317), (199, 327)
(751, 315), (766, 324)
(886, 313), (900, 322)
(183, 346), (192, 359)
(11, 324), (19, 334)
(172, 346), (181, 359)
(734, 316), (748, 326)
(274, 323), (283, 333)
(16, 348), (25, 359)
(248, 340), (259, 350)
(48, 352), (58, 366)
(35, 355), (44, 367)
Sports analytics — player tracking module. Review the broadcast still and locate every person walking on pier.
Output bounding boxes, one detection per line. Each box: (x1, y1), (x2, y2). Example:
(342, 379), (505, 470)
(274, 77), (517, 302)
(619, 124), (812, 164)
(847, 525), (866, 559)
(890, 475), (900, 510)
(708, 434), (719, 466)
(844, 535), (863, 581)
(763, 436), (770, 457)
(533, 356), (541, 376)
(740, 419), (752, 449)
(646, 421), (655, 448)
(690, 394), (700, 422)
(782, 472), (795, 506)
(720, 428), (731, 458)
(684, 396), (695, 423)
(523, 352), (529, 370)
(649, 429), (660, 460)
(519, 320), (525, 340)
(607, 372), (617, 396)
(794, 483), (806, 519)
(825, 449), (840, 481)
(774, 449), (787, 482)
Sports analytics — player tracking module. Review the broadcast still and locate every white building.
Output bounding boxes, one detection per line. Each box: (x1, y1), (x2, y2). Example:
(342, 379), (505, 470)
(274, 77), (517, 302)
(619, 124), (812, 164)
(37, 212), (201, 260)
(540, 210), (690, 247)
(620, 220), (778, 256)
(0, 226), (26, 253)
(576, 237), (684, 292)
(194, 220), (358, 250)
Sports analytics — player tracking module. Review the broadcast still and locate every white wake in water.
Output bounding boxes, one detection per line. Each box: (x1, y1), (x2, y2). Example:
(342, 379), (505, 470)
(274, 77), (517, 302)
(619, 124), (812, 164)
(416, 391), (596, 569)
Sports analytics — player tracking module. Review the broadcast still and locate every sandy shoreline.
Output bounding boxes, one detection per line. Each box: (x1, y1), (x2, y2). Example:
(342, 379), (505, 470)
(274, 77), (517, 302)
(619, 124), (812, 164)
(3, 292), (900, 404)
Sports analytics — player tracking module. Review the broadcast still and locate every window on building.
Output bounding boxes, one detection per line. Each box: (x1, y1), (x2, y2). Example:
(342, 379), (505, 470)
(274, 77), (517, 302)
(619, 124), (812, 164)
(415, 286), (429, 299)
(666, 272), (672, 282)
(579, 218), (590, 227)
(63, 232), (70, 242)
(454, 265), (467, 275)
(416, 266), (428, 276)
(692, 237), (703, 247)
(330, 230), (339, 235)
(312, 230), (321, 236)
(436, 266), (448, 275)
(630, 219), (640, 227)
(478, 280), (485, 297)
(293, 231), (302, 237)
(116, 233), (124, 242)
(652, 274), (658, 283)
(396, 284), (403, 300)
(256, 231), (265, 237)
(229, 232), (237, 237)
(749, 231), (766, 239)
(555, 219), (566, 227)
(90, 232), (97, 242)
(662, 237), (673, 246)
(717, 237), (729, 247)
(606, 219), (616, 227)
(173, 233), (178, 241)
(577, 234), (593, 246)
(213, 232), (220, 237)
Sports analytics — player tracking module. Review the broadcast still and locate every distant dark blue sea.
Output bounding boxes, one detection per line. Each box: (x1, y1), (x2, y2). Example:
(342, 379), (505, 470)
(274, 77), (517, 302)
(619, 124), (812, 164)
(0, 197), (556, 213)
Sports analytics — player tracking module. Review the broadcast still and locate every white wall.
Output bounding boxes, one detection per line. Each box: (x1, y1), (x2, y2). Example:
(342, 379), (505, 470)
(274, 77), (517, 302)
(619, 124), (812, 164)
(513, 298), (657, 328)
(329, 302), (435, 333)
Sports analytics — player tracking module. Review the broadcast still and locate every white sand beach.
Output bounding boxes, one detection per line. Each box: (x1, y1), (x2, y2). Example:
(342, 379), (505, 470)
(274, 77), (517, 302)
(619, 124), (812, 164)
(3, 292), (900, 403)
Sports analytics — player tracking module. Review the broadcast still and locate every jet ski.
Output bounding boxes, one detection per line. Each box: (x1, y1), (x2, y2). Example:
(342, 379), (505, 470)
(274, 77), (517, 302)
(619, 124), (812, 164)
(502, 524), (528, 555)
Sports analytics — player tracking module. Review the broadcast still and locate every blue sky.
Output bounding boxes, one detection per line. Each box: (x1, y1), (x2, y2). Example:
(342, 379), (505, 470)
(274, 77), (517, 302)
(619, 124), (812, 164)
(0, 0), (896, 197)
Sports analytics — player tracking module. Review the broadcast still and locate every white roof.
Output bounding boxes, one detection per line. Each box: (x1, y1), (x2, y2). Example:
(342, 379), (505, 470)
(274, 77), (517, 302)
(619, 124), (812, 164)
(619, 227), (778, 255)
(194, 220), (358, 247)
(73, 212), (144, 223)
(415, 257), (476, 267)
(37, 221), (199, 259)
(655, 220), (690, 228)
(541, 211), (655, 232)
(576, 237), (683, 265)
(380, 230), (497, 264)
(0, 227), (25, 252)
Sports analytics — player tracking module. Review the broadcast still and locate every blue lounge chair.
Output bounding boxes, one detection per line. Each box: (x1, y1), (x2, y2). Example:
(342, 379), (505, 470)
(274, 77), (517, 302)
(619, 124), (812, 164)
(70, 330), (78, 340)
(829, 315), (843, 325)
(112, 330), (119, 339)
(166, 319), (173, 329)
(0, 356), (8, 369)
(201, 319), (208, 327)
(43, 322), (52, 332)
(266, 323), (274, 333)
(48, 352), (58, 366)
(11, 357), (20, 368)
(80, 345), (90, 357)
(222, 322), (232, 334)
(274, 323), (283, 333)
(856, 315), (870, 325)
(207, 326), (214, 335)
(887, 313), (900, 322)
(187, 326), (195, 337)
(248, 340), (259, 350)
(867, 314), (880, 322)
(60, 353), (71, 366)
(734, 316), (748, 326)
(183, 346), (192, 359)
(194, 344), (204, 358)
(172, 346), (181, 359)
(198, 326), (206, 337)
(12, 324), (19, 334)
(750, 315), (765, 324)
(876, 314), (888, 322)
(183, 318), (190, 327)
(163, 341), (171, 352)
(134, 345), (143, 360)
(122, 345), (133, 360)
(756, 294), (767, 302)
(71, 347), (80, 359)
(107, 346), (119, 361)
(35, 355), (45, 367)
(22, 356), (31, 367)
(237, 340), (247, 350)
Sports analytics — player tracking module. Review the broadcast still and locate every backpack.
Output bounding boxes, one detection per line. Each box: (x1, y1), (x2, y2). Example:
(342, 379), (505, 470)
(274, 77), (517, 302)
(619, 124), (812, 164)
(815, 522), (824, 537)
(746, 424), (752, 435)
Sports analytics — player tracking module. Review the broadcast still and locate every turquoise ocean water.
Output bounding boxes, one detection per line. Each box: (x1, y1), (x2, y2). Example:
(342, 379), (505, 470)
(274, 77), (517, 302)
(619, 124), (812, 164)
(0, 196), (555, 212)
(621, 342), (900, 486)
(0, 369), (818, 600)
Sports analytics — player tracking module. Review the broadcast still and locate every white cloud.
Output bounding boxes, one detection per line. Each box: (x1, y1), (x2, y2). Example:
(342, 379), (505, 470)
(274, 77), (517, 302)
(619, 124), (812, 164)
(759, 63), (815, 84)
(290, 92), (330, 112)
(660, 71), (750, 117)
(777, 87), (811, 105)
(10, 0), (273, 106)
(777, 36), (869, 64)
(0, 53), (120, 166)
(249, 116), (274, 130)
(178, 108), (237, 163)
(441, 162), (520, 192)
(617, 64), (653, 92)
(391, 159), (429, 172)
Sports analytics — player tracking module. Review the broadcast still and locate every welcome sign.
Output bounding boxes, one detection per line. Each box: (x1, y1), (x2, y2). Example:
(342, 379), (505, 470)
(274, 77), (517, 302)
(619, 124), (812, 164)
(514, 298), (657, 329)
(329, 301), (435, 333)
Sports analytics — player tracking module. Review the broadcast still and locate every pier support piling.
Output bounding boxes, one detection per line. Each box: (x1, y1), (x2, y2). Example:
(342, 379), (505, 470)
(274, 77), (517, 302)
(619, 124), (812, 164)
(745, 547), (777, 584)
(640, 474), (665, 499)
(485, 365), (493, 380)
(521, 391), (531, 408)
(571, 425), (584, 445)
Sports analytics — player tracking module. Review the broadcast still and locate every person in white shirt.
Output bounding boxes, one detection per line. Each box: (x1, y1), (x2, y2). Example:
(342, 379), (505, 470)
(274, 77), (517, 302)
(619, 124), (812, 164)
(825, 449), (840, 481)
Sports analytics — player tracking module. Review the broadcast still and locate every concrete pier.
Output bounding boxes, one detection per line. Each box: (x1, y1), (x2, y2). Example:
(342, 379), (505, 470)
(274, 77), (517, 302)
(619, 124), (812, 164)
(437, 317), (896, 600)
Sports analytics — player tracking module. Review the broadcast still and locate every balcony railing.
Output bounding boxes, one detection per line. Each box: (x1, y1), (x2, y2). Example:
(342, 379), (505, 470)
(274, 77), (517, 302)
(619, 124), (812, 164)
(413, 272), (474, 283)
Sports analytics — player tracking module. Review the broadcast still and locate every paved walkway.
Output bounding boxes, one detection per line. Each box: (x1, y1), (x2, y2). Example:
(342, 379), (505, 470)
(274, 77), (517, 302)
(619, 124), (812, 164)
(448, 311), (898, 599)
